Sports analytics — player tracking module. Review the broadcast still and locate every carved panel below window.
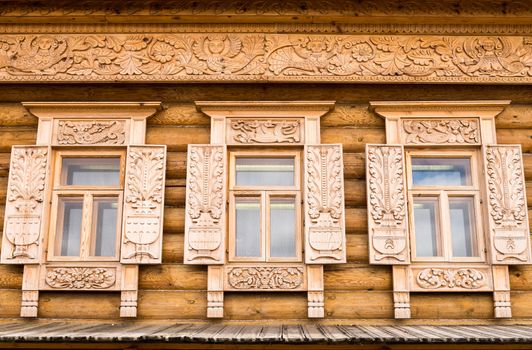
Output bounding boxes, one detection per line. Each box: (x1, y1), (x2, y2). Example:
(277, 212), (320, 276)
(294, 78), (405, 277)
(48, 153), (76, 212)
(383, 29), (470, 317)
(227, 118), (303, 145)
(43, 267), (118, 290)
(410, 267), (492, 292)
(55, 120), (127, 145)
(224, 265), (306, 291)
(401, 118), (480, 145)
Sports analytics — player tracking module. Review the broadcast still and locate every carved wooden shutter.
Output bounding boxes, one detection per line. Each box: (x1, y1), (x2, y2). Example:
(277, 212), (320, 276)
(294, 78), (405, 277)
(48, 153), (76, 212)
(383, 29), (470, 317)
(304, 144), (346, 264)
(184, 145), (227, 264)
(121, 145), (167, 264)
(1, 146), (50, 264)
(483, 145), (532, 264)
(366, 145), (410, 264)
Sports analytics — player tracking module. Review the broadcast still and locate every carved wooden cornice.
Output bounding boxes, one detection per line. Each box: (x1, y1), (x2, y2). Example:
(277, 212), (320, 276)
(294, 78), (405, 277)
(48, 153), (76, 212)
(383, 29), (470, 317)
(1, 34), (531, 84)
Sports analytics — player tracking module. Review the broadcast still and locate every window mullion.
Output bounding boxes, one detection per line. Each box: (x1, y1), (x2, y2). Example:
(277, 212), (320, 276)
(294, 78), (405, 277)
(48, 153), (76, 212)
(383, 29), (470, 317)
(262, 191), (268, 262)
(80, 192), (93, 260)
(440, 191), (451, 261)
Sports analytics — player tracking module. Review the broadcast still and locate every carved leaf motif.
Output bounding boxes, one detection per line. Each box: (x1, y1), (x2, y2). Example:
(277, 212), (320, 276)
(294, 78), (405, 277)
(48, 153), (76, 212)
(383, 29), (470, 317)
(45, 267), (116, 289)
(126, 148), (165, 214)
(230, 119), (301, 144)
(227, 267), (304, 289)
(57, 120), (126, 145)
(402, 119), (480, 144)
(416, 268), (485, 289)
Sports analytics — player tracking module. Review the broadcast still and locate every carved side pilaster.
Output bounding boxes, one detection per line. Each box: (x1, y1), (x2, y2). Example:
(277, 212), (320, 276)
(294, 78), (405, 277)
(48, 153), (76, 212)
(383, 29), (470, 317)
(1, 146), (50, 264)
(184, 145), (227, 264)
(393, 292), (411, 319)
(121, 145), (166, 264)
(401, 118), (480, 145)
(304, 144), (346, 264)
(56, 120), (126, 145)
(366, 145), (409, 264)
(484, 145), (532, 264)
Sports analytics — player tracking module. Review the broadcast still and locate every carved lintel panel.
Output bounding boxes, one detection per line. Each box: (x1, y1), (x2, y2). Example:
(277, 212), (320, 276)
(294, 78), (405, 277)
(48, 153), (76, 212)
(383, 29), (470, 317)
(484, 145), (532, 264)
(1, 146), (49, 264)
(401, 118), (480, 145)
(0, 34), (531, 84)
(184, 145), (226, 264)
(366, 145), (409, 264)
(121, 145), (166, 264)
(413, 268), (489, 291)
(56, 120), (126, 145)
(44, 267), (117, 290)
(304, 144), (346, 264)
(227, 119), (302, 145)
(225, 266), (306, 291)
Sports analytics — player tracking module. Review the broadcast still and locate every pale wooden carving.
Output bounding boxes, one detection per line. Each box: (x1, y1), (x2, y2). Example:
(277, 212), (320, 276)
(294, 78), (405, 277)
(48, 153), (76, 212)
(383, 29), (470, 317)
(44, 267), (116, 289)
(207, 266), (224, 318)
(120, 291), (138, 318)
(121, 145), (166, 264)
(494, 291), (512, 318)
(184, 145), (226, 265)
(304, 144), (346, 264)
(226, 266), (305, 290)
(401, 119), (480, 145)
(393, 292), (411, 319)
(228, 119), (301, 144)
(56, 120), (126, 145)
(1, 146), (49, 264)
(20, 291), (39, 318)
(366, 145), (409, 264)
(415, 268), (485, 290)
(484, 145), (532, 264)
(0, 34), (531, 83)
(307, 292), (324, 318)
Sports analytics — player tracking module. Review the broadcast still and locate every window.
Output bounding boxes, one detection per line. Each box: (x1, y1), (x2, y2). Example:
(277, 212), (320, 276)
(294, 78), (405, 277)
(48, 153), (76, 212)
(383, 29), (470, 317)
(228, 151), (302, 262)
(406, 151), (484, 262)
(48, 150), (125, 261)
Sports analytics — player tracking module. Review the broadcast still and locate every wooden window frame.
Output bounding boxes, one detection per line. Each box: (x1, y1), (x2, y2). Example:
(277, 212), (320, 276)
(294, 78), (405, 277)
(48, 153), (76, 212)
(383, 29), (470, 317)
(47, 148), (126, 262)
(228, 150), (302, 263)
(406, 149), (486, 263)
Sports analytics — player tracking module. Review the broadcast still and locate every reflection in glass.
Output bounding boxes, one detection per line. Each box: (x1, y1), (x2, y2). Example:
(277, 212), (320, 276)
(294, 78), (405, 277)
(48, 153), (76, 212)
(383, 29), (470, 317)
(270, 198), (296, 258)
(413, 198), (441, 257)
(57, 198), (83, 256)
(235, 198), (261, 257)
(236, 158), (294, 187)
(92, 198), (118, 257)
(450, 197), (477, 257)
(62, 157), (121, 186)
(412, 158), (471, 186)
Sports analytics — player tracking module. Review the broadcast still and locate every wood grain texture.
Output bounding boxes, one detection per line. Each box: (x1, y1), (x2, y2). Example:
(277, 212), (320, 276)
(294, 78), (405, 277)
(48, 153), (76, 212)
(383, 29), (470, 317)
(0, 128), (36, 152)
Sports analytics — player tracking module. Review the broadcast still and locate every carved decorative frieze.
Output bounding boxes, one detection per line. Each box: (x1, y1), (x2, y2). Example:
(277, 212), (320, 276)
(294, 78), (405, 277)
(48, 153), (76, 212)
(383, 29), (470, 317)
(304, 144), (346, 263)
(401, 119), (480, 145)
(184, 145), (226, 264)
(0, 34), (531, 83)
(367, 145), (409, 264)
(226, 266), (305, 290)
(484, 145), (531, 264)
(1, 146), (49, 264)
(45, 267), (116, 289)
(56, 120), (126, 145)
(228, 119), (301, 144)
(121, 145), (166, 264)
(415, 268), (486, 290)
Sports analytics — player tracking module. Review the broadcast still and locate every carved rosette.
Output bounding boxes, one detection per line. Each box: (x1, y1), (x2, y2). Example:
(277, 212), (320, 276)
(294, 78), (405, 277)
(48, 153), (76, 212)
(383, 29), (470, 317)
(484, 145), (531, 264)
(45, 267), (116, 289)
(401, 119), (480, 145)
(228, 119), (302, 144)
(304, 144), (346, 263)
(121, 145), (166, 264)
(415, 268), (485, 290)
(366, 145), (409, 264)
(184, 145), (226, 264)
(227, 266), (305, 290)
(0, 34), (530, 83)
(56, 120), (126, 145)
(1, 146), (49, 264)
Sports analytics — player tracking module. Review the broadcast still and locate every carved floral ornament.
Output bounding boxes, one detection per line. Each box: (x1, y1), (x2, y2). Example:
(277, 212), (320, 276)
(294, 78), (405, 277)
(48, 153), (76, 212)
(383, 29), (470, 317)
(415, 268), (486, 290)
(401, 119), (480, 145)
(57, 120), (126, 145)
(0, 34), (531, 83)
(45, 267), (116, 289)
(227, 266), (305, 290)
(229, 119), (301, 144)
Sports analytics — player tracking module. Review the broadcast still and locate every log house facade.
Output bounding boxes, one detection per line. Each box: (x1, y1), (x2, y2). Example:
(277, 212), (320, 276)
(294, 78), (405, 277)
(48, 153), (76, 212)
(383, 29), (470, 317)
(0, 1), (532, 348)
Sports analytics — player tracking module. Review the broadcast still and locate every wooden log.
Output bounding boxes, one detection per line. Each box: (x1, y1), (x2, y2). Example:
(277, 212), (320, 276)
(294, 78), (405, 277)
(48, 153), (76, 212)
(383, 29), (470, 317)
(148, 104), (210, 126)
(162, 232), (184, 264)
(495, 105), (532, 129)
(0, 153), (10, 179)
(138, 264), (207, 291)
(325, 291), (393, 319)
(321, 127), (385, 152)
(346, 233), (369, 263)
(321, 104), (384, 128)
(498, 129), (532, 153)
(0, 265), (23, 289)
(38, 292), (120, 319)
(0, 290), (21, 318)
(0, 128), (36, 152)
(0, 104), (37, 127)
(509, 265), (532, 291)
(146, 126), (210, 151)
(225, 292), (308, 320)
(411, 293), (493, 319)
(510, 291), (532, 318)
(324, 264), (392, 291)
(137, 291), (207, 319)
(165, 152), (187, 179)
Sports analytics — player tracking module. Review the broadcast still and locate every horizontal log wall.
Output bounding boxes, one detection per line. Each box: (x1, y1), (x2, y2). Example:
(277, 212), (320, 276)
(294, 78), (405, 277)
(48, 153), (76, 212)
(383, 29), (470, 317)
(0, 85), (532, 324)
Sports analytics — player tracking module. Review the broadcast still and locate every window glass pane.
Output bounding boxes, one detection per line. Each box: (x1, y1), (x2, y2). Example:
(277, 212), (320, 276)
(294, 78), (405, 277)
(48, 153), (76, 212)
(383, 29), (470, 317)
(57, 198), (83, 256)
(62, 157), (120, 186)
(235, 198), (261, 257)
(92, 198), (119, 257)
(413, 198), (441, 257)
(450, 197), (478, 257)
(412, 158), (471, 186)
(235, 157), (294, 187)
(270, 198), (297, 258)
